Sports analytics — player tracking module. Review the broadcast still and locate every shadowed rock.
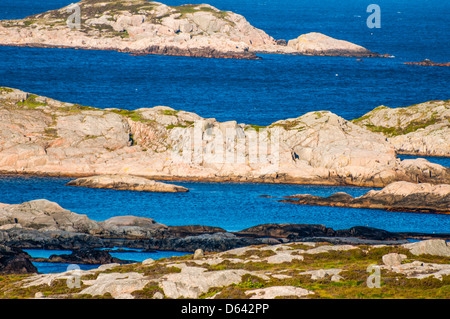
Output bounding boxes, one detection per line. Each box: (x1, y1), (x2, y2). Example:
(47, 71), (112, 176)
(352, 100), (450, 157)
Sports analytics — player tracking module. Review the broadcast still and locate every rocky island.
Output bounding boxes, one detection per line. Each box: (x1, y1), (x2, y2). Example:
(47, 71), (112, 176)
(0, 87), (449, 187)
(280, 181), (450, 214)
(0, 0), (385, 59)
(66, 174), (189, 192)
(404, 59), (450, 67)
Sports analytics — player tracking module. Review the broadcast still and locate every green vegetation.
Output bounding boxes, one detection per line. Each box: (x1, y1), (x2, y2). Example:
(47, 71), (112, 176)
(351, 114), (371, 123)
(60, 103), (97, 113)
(16, 94), (47, 109)
(109, 109), (153, 123)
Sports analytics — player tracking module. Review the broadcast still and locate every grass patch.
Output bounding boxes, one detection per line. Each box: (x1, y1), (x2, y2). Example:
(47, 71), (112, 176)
(159, 109), (179, 116)
(362, 117), (439, 137)
(0, 87), (14, 93)
(244, 125), (266, 132)
(131, 281), (164, 299)
(166, 122), (193, 130)
(60, 103), (97, 113)
(16, 94), (47, 109)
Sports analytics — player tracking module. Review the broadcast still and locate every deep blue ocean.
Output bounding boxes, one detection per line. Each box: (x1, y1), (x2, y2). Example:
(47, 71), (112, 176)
(0, 0), (449, 272)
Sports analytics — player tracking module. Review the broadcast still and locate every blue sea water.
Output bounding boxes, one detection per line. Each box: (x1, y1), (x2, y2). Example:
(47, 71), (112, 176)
(0, 0), (449, 272)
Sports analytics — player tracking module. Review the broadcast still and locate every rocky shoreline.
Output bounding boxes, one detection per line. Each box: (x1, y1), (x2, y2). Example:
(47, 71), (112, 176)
(0, 0), (386, 60)
(280, 181), (450, 214)
(0, 87), (448, 187)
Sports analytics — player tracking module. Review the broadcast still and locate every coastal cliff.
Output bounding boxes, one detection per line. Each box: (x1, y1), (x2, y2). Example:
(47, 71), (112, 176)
(0, 0), (384, 59)
(0, 87), (448, 187)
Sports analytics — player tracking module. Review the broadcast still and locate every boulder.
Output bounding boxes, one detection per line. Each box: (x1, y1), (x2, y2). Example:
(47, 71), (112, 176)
(0, 199), (103, 234)
(281, 182), (450, 214)
(193, 249), (204, 259)
(403, 239), (450, 257)
(382, 253), (407, 266)
(352, 100), (450, 157)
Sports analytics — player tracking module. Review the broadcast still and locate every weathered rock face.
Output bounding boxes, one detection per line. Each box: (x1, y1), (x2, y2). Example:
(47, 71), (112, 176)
(0, 0), (382, 59)
(403, 239), (450, 257)
(66, 174), (189, 192)
(281, 181), (450, 214)
(0, 244), (38, 274)
(1, 88), (448, 187)
(352, 100), (450, 157)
